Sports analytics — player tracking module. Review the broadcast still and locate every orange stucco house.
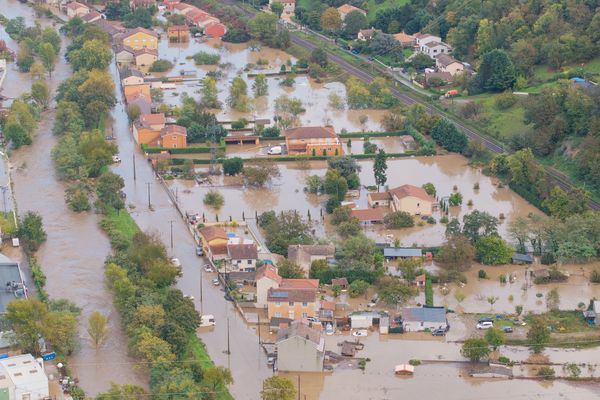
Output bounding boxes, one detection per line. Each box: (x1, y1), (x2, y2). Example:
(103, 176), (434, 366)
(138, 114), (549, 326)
(284, 126), (343, 157)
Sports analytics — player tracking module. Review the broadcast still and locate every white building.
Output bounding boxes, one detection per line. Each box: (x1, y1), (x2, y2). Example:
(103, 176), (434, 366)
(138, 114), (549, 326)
(401, 307), (447, 332)
(0, 354), (50, 400)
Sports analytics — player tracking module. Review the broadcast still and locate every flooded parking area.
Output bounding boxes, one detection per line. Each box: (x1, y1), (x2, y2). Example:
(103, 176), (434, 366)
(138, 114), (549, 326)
(167, 154), (539, 246)
(153, 35), (387, 132)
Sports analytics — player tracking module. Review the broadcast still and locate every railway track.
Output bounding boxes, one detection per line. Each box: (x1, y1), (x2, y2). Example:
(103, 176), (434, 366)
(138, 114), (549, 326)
(228, 2), (600, 211)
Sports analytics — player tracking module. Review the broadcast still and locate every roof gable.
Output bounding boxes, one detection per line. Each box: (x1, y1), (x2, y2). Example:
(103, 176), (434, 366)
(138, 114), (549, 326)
(285, 126), (336, 140)
(389, 184), (434, 202)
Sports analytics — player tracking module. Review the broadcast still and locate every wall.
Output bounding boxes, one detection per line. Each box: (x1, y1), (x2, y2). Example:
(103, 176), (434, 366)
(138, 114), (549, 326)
(277, 337), (323, 372)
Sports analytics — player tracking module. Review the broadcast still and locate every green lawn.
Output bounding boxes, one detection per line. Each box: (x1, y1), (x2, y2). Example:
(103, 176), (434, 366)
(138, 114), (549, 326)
(365, 0), (409, 22)
(103, 206), (140, 241)
(524, 310), (597, 334)
(532, 56), (600, 84)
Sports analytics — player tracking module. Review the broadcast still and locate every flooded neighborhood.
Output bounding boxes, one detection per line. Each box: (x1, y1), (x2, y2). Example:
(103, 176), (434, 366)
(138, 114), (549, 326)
(1, 0), (600, 399)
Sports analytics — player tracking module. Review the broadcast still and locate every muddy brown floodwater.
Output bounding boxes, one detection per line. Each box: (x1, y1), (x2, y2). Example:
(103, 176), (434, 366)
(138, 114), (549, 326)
(167, 154), (540, 245)
(157, 34), (387, 132)
(2, 1), (147, 394)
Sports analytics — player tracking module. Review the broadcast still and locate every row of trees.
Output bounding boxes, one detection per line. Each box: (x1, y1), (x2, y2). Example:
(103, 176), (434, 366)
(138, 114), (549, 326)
(5, 17), (59, 75)
(345, 77), (397, 109)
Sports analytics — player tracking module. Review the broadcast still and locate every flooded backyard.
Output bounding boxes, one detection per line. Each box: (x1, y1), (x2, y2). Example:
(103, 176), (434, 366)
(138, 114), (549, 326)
(155, 34), (387, 132)
(167, 154), (540, 246)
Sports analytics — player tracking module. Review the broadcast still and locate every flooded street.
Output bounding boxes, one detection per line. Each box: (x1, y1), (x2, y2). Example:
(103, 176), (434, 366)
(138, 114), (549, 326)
(157, 35), (386, 132)
(108, 59), (272, 398)
(167, 154), (539, 245)
(2, 1), (147, 394)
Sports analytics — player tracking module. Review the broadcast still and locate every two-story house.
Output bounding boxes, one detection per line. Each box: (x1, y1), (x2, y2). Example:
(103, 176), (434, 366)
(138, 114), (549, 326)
(435, 54), (464, 76)
(227, 242), (259, 272)
(284, 126), (343, 157)
(117, 27), (159, 50)
(267, 287), (318, 320)
(389, 184), (434, 216)
(276, 321), (325, 372)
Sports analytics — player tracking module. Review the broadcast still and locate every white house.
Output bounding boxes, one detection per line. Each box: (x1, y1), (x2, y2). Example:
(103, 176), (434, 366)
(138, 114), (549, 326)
(401, 307), (447, 332)
(0, 354), (50, 400)
(421, 41), (452, 57)
(227, 242), (259, 272)
(276, 321), (325, 372)
(414, 32), (441, 47)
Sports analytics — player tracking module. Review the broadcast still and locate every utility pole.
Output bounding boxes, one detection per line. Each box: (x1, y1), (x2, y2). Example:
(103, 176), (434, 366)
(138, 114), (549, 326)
(132, 153), (136, 181)
(257, 314), (261, 345)
(169, 220), (174, 249)
(200, 269), (203, 316)
(297, 375), (300, 400)
(146, 182), (151, 208)
(0, 186), (7, 213)
(226, 316), (231, 355)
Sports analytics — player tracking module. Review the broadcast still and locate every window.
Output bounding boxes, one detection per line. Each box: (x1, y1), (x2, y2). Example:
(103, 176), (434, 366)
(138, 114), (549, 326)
(247, 260), (252, 264)
(289, 310), (295, 319)
(275, 312), (281, 318)
(417, 203), (420, 207)
(302, 302), (308, 307)
(302, 313), (307, 318)
(275, 302), (280, 306)
(289, 301), (294, 306)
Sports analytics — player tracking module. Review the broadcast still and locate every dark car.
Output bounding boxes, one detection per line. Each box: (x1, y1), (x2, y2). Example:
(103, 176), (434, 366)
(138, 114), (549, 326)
(478, 317), (494, 324)
(196, 246), (204, 256)
(432, 328), (446, 336)
(351, 48), (359, 55)
(502, 326), (514, 333)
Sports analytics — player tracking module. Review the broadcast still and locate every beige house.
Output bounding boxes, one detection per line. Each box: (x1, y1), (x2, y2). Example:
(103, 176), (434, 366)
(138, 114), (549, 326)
(134, 47), (158, 67)
(389, 184), (434, 216)
(436, 54), (464, 76)
(421, 41), (452, 57)
(276, 321), (324, 372)
(255, 265), (282, 309)
(267, 287), (318, 320)
(115, 45), (136, 65)
(269, 0), (295, 17)
(287, 244), (335, 273)
(66, 1), (90, 18)
(357, 28), (379, 41)
(121, 68), (145, 86)
(337, 3), (365, 20)
(227, 242), (259, 272)
(367, 191), (391, 207)
(285, 126), (343, 157)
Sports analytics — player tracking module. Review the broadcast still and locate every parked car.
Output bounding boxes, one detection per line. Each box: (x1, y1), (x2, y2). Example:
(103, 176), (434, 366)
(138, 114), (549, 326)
(112, 155), (121, 163)
(267, 356), (276, 367)
(477, 321), (494, 330)
(196, 246), (203, 256)
(212, 278), (220, 286)
(200, 314), (215, 327)
(306, 316), (320, 323)
(431, 328), (446, 336)
(325, 323), (335, 336)
(171, 258), (181, 267)
(203, 265), (213, 272)
(513, 319), (527, 326)
(352, 329), (368, 337)
(502, 326), (514, 333)
(478, 317), (494, 323)
(351, 48), (359, 55)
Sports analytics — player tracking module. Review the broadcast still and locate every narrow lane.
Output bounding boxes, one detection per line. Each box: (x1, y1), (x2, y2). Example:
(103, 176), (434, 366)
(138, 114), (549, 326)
(108, 60), (271, 399)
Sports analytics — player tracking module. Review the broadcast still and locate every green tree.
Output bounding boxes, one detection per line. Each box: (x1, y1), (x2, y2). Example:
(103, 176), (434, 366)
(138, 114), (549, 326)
(227, 76), (249, 112)
(484, 327), (504, 350)
(342, 10), (368, 39)
(305, 175), (322, 194)
(201, 76), (220, 108)
(41, 27), (61, 53)
(65, 183), (91, 212)
(431, 119), (468, 153)
(54, 101), (84, 136)
(309, 259), (329, 279)
(336, 218), (361, 238)
(79, 131), (117, 176)
(436, 235), (475, 272)
(203, 190), (224, 209)
(260, 211), (313, 256)
(477, 49), (516, 92)
(96, 172), (125, 211)
(323, 169), (348, 201)
(31, 79), (50, 110)
(339, 234), (379, 270)
(4, 122), (31, 148)
(475, 236), (514, 265)
(248, 13), (278, 44)
(310, 48), (328, 68)
(252, 74), (268, 97)
(542, 186), (588, 220)
(38, 42), (56, 77)
(223, 157), (244, 176)
(123, 7), (153, 29)
(68, 39), (112, 71)
(242, 162), (281, 187)
(384, 211), (414, 229)
(462, 211), (498, 242)
(270, 2), (284, 18)
(461, 337), (490, 362)
(278, 260), (305, 278)
(377, 276), (416, 305)
(87, 311), (108, 348)
(320, 7), (342, 33)
(261, 376), (296, 400)
(126, 104), (141, 123)
(19, 211), (47, 251)
(422, 183), (436, 197)
(96, 383), (146, 400)
(545, 288), (560, 311)
(527, 318), (550, 353)
(349, 279), (369, 298)
(373, 149), (387, 190)
(203, 366), (233, 392)
(424, 276), (433, 306)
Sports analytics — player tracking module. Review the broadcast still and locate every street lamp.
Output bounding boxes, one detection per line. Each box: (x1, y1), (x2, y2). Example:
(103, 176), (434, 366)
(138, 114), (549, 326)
(146, 182), (152, 208)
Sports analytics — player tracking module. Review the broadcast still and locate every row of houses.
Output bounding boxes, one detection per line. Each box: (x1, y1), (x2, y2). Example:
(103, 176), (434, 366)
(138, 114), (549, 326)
(165, 0), (226, 38)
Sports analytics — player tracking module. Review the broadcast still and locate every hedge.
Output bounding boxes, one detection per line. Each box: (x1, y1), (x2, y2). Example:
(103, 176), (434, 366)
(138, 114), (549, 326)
(339, 131), (407, 138)
(509, 182), (549, 213)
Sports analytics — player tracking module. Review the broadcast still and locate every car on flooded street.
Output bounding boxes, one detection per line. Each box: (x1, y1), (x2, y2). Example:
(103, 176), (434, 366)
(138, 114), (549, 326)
(352, 329), (368, 337)
(203, 264), (213, 272)
(477, 321), (494, 330)
(196, 246), (203, 256)
(431, 328), (446, 336)
(212, 278), (220, 286)
(111, 155), (121, 163)
(502, 326), (514, 333)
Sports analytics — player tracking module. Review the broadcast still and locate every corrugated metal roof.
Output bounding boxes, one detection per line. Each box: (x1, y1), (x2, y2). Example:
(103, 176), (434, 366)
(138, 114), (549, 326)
(384, 248), (423, 257)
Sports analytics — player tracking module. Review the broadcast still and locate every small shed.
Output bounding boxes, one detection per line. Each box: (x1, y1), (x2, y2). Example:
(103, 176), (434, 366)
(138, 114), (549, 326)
(394, 364), (415, 375)
(512, 253), (533, 264)
(583, 310), (596, 325)
(341, 342), (356, 357)
(379, 316), (389, 334)
(331, 278), (349, 290)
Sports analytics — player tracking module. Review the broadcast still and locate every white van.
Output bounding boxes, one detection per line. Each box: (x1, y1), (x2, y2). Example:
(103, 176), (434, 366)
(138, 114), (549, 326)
(476, 321), (493, 330)
(200, 314), (216, 327)
(267, 146), (282, 155)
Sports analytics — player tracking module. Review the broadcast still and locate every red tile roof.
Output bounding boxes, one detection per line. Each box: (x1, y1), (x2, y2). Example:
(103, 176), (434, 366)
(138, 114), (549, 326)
(256, 265), (283, 284)
(368, 191), (390, 201)
(200, 226), (228, 242)
(227, 243), (258, 260)
(204, 23), (226, 38)
(268, 288), (317, 303)
(280, 278), (319, 289)
(123, 27), (159, 39)
(337, 4), (365, 15)
(138, 113), (166, 127)
(351, 207), (385, 222)
(161, 124), (187, 137)
(389, 184), (434, 202)
(285, 126), (336, 140)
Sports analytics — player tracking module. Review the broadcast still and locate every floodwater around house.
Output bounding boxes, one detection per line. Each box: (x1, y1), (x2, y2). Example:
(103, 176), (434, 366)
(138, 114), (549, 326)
(155, 35), (387, 132)
(2, 1), (147, 394)
(166, 154), (540, 246)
